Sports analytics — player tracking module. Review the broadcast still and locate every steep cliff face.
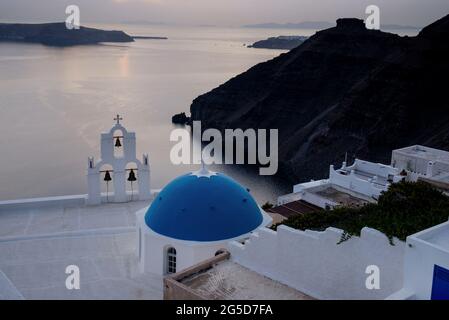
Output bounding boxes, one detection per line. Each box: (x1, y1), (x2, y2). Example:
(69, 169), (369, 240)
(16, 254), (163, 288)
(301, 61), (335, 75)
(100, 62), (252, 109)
(189, 16), (449, 183)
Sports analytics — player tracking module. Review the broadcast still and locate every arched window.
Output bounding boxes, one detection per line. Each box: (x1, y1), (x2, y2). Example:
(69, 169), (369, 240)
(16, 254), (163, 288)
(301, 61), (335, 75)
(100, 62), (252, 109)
(100, 164), (114, 202)
(113, 129), (124, 159)
(166, 247), (177, 274)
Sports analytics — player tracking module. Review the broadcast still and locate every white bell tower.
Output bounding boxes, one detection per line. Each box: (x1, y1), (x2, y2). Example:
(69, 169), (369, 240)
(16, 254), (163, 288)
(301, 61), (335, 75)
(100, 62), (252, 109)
(86, 115), (151, 205)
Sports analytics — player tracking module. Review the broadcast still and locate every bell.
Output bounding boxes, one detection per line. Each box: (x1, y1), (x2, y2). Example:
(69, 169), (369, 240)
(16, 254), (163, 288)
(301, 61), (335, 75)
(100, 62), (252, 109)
(115, 137), (122, 148)
(104, 170), (112, 182)
(128, 169), (137, 182)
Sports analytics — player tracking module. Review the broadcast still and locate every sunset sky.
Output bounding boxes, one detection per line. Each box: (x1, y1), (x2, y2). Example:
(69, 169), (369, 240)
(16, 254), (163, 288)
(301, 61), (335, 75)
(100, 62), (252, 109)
(1, 0), (449, 27)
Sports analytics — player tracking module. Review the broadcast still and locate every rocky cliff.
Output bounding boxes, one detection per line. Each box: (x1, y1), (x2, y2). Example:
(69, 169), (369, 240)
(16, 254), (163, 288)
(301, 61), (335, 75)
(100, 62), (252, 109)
(189, 16), (449, 183)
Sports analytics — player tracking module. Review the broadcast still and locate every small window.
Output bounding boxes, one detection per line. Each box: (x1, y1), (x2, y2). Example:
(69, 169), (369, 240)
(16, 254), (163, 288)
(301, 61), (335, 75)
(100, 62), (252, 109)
(167, 247), (177, 274)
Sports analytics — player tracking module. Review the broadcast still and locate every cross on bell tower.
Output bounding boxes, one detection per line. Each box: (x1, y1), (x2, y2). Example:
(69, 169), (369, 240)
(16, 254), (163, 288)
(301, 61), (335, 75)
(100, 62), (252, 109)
(86, 116), (151, 205)
(114, 114), (123, 125)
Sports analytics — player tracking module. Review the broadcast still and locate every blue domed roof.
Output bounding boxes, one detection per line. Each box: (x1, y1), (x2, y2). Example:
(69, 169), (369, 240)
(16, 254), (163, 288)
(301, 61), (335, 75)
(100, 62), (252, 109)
(145, 171), (263, 242)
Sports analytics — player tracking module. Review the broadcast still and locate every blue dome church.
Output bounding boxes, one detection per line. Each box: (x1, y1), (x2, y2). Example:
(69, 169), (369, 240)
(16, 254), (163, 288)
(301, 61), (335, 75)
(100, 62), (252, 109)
(136, 165), (271, 275)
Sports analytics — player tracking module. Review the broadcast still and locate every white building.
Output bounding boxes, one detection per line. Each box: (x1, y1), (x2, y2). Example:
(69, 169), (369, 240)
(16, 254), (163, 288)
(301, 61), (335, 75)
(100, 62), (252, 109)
(388, 221), (449, 300)
(137, 165), (272, 275)
(392, 145), (449, 185)
(278, 159), (403, 209)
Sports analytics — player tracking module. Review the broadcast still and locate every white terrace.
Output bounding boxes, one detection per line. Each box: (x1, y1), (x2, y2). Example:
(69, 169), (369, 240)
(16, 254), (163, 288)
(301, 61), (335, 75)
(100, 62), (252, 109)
(278, 159), (403, 208)
(0, 196), (163, 299)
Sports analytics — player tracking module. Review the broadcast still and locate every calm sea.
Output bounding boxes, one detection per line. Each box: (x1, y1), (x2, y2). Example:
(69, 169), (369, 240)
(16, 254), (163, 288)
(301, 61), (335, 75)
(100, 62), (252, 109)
(0, 24), (418, 203)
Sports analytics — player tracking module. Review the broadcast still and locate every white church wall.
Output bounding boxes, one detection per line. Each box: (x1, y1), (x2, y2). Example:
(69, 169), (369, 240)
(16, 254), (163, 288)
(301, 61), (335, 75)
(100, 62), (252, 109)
(228, 225), (405, 300)
(192, 244), (227, 264)
(137, 210), (228, 276)
(140, 230), (227, 275)
(140, 231), (164, 274)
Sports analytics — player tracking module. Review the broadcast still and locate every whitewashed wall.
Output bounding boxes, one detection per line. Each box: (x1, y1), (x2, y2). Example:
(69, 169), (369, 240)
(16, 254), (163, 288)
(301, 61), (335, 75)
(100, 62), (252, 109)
(350, 159), (399, 178)
(392, 151), (428, 175)
(228, 225), (405, 300)
(137, 210), (227, 275)
(434, 162), (449, 177)
(329, 165), (387, 199)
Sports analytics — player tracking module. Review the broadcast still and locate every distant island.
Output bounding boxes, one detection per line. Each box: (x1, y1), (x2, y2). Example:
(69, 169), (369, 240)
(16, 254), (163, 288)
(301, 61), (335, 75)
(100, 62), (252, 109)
(381, 24), (419, 30)
(132, 36), (168, 40)
(0, 22), (134, 46)
(248, 36), (308, 50)
(121, 20), (168, 26)
(243, 21), (335, 29)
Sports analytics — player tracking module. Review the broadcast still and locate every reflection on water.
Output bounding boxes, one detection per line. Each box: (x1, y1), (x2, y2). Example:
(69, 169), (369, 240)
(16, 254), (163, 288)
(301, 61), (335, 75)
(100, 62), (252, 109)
(0, 24), (299, 203)
(118, 52), (130, 78)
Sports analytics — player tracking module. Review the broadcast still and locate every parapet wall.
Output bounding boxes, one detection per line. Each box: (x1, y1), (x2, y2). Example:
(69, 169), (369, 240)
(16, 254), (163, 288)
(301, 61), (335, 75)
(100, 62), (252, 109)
(330, 166), (386, 199)
(0, 269), (24, 300)
(351, 159), (398, 178)
(229, 225), (405, 300)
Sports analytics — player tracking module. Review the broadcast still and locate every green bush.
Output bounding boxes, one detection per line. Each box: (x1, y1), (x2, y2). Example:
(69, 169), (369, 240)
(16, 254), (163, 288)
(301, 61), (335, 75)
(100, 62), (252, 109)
(272, 181), (449, 244)
(262, 201), (274, 210)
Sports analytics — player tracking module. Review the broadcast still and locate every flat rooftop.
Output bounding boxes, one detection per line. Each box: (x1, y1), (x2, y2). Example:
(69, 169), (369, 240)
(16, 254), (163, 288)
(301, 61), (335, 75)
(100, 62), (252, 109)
(267, 200), (321, 219)
(178, 259), (313, 300)
(0, 197), (147, 238)
(394, 145), (449, 164)
(315, 187), (370, 208)
(412, 220), (449, 252)
(0, 197), (163, 299)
